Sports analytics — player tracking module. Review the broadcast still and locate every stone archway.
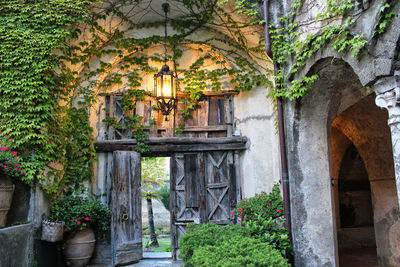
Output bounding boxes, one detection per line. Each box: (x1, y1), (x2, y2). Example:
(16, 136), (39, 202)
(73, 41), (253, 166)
(331, 94), (400, 266)
(285, 57), (400, 266)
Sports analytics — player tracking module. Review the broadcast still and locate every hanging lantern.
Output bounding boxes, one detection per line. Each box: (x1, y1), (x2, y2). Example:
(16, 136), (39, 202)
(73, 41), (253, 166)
(153, 2), (177, 120)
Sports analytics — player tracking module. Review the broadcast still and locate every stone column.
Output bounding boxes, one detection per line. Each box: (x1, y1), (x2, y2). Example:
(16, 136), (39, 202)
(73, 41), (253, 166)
(375, 76), (400, 209)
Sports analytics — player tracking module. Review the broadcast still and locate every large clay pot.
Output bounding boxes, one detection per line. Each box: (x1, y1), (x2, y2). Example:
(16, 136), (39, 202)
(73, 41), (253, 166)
(64, 228), (96, 267)
(0, 175), (14, 228)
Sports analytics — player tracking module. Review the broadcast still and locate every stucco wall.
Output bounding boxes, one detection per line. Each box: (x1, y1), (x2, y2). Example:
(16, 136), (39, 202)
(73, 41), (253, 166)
(234, 86), (281, 198)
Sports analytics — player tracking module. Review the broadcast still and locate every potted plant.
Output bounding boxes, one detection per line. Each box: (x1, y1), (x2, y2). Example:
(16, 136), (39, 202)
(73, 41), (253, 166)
(49, 195), (111, 267)
(0, 137), (24, 228)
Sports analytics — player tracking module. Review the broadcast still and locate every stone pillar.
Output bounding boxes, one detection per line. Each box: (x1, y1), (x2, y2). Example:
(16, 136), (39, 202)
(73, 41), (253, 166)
(375, 76), (400, 209)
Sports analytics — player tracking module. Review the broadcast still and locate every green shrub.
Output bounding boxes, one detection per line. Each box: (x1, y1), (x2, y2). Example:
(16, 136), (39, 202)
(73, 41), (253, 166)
(233, 184), (291, 257)
(180, 223), (289, 267)
(191, 235), (290, 267)
(160, 185), (170, 211)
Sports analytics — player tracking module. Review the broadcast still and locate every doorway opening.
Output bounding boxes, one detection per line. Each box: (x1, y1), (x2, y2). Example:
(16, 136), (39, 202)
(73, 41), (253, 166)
(141, 157), (172, 259)
(330, 94), (394, 266)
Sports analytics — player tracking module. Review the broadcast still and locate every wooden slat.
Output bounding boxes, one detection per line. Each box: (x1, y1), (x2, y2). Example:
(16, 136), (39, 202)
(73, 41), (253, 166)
(184, 154), (200, 208)
(182, 125), (227, 132)
(95, 143), (247, 153)
(206, 182), (229, 189)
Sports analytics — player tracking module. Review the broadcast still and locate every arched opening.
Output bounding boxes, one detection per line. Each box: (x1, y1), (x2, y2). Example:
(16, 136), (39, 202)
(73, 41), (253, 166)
(288, 57), (400, 266)
(331, 93), (399, 266)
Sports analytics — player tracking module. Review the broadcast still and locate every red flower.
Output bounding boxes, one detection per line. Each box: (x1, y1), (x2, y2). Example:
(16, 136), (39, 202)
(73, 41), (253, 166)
(0, 147), (8, 151)
(239, 213), (242, 216)
(245, 205), (247, 207)
(277, 210), (282, 213)
(238, 208), (243, 212)
(7, 139), (12, 142)
(20, 171), (25, 175)
(78, 217), (82, 220)
(241, 200), (244, 204)
(3, 165), (7, 170)
(260, 195), (264, 198)
(230, 211), (235, 215)
(84, 217), (90, 221)
(259, 209), (262, 212)
(71, 219), (75, 222)
(77, 222), (81, 225)
(14, 163), (18, 168)
(65, 228), (69, 231)
(267, 203), (271, 206)
(255, 218), (258, 220)
(11, 151), (17, 156)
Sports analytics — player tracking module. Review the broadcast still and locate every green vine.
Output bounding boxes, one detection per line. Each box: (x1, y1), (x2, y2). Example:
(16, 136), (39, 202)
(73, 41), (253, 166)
(268, 0), (374, 100)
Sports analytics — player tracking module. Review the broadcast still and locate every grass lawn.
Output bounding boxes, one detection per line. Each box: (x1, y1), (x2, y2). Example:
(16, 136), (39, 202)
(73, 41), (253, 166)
(143, 236), (171, 252)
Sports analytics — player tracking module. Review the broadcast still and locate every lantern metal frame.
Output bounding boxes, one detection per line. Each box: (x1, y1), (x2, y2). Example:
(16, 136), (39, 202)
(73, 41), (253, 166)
(153, 2), (177, 119)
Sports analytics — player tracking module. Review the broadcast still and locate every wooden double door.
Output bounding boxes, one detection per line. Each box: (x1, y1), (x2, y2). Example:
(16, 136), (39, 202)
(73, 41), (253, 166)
(111, 150), (239, 266)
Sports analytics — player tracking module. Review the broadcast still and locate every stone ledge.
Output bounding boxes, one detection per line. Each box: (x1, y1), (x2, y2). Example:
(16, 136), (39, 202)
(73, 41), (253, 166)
(0, 223), (34, 267)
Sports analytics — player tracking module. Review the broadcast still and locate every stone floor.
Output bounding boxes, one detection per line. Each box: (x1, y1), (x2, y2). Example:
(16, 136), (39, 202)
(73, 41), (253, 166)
(339, 247), (379, 267)
(126, 252), (183, 267)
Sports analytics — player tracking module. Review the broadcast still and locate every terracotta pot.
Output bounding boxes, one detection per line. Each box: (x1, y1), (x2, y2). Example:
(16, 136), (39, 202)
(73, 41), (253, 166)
(0, 175), (14, 228)
(64, 228), (96, 267)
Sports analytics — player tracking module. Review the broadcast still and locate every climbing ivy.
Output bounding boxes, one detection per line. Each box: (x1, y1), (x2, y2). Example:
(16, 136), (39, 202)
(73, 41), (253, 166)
(0, 0), (269, 200)
(266, 0), (392, 100)
(0, 0), (96, 199)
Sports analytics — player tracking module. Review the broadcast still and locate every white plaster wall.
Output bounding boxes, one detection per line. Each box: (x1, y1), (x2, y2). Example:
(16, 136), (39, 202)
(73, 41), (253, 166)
(234, 86), (281, 198)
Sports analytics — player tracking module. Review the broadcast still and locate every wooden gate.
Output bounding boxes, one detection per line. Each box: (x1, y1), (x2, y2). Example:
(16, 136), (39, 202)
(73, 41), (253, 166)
(111, 151), (142, 266)
(170, 151), (237, 260)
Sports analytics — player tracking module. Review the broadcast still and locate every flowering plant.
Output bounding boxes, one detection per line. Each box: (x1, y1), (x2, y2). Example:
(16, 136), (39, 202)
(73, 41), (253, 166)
(0, 136), (25, 178)
(49, 195), (111, 238)
(233, 184), (290, 257)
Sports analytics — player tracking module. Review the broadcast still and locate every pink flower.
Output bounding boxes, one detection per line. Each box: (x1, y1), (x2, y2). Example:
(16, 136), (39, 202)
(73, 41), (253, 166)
(4, 165), (7, 170)
(84, 217), (90, 221)
(267, 203), (271, 206)
(241, 200), (244, 203)
(7, 139), (12, 142)
(14, 164), (18, 168)
(77, 222), (81, 225)
(238, 218), (241, 222)
(78, 217), (82, 220)
(238, 208), (243, 212)
(20, 171), (25, 175)
(260, 195), (264, 198)
(0, 147), (8, 151)
(71, 219), (75, 222)
(245, 205), (247, 207)
(11, 151), (17, 156)
(259, 209), (263, 212)
(277, 210), (282, 213)
(239, 213), (242, 216)
(230, 211), (235, 215)
(255, 218), (258, 220)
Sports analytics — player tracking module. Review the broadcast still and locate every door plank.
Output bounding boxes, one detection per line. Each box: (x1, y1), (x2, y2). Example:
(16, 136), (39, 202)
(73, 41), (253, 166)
(112, 151), (142, 266)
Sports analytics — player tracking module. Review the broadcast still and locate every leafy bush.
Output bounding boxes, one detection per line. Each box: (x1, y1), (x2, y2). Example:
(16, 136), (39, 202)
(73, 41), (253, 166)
(49, 195), (110, 238)
(160, 185), (170, 211)
(180, 223), (289, 267)
(233, 184), (291, 257)
(191, 235), (289, 267)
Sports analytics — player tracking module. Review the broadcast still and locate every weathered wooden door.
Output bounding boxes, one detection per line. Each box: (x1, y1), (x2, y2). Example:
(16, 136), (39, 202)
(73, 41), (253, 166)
(170, 151), (237, 260)
(112, 151), (142, 266)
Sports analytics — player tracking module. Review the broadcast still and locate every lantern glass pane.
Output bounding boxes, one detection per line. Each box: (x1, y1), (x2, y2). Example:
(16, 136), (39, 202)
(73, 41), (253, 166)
(157, 76), (162, 97)
(162, 75), (172, 97)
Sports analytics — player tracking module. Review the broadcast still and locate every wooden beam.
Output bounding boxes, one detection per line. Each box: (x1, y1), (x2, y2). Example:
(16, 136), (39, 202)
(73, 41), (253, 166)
(94, 137), (248, 153)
